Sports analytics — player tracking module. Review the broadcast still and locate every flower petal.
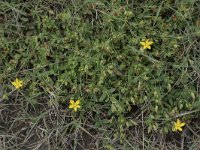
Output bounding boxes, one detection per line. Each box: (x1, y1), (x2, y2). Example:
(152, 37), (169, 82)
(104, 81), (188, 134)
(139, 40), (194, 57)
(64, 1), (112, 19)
(74, 107), (77, 112)
(76, 100), (80, 105)
(178, 127), (183, 131)
(11, 81), (16, 86)
(70, 100), (75, 105)
(172, 126), (176, 131)
(140, 42), (145, 46)
(177, 119), (181, 124)
(180, 122), (185, 127)
(69, 104), (74, 108)
(16, 78), (19, 82)
(148, 41), (153, 45)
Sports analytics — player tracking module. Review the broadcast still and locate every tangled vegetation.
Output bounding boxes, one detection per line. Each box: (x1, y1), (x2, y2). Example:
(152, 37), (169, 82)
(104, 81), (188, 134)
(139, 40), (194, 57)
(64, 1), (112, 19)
(0, 0), (200, 149)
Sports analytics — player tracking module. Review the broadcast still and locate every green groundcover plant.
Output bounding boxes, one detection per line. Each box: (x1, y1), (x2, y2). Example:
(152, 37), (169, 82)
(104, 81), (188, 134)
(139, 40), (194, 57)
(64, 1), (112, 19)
(0, 0), (200, 149)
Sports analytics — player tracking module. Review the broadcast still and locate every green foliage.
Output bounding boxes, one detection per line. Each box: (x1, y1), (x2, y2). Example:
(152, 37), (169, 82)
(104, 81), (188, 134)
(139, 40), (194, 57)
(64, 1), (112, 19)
(0, 0), (199, 149)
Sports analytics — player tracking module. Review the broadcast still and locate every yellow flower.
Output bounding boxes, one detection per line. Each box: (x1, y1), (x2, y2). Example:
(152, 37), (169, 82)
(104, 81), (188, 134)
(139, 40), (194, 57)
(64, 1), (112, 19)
(172, 119), (185, 132)
(140, 39), (153, 49)
(11, 78), (23, 89)
(69, 100), (81, 112)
